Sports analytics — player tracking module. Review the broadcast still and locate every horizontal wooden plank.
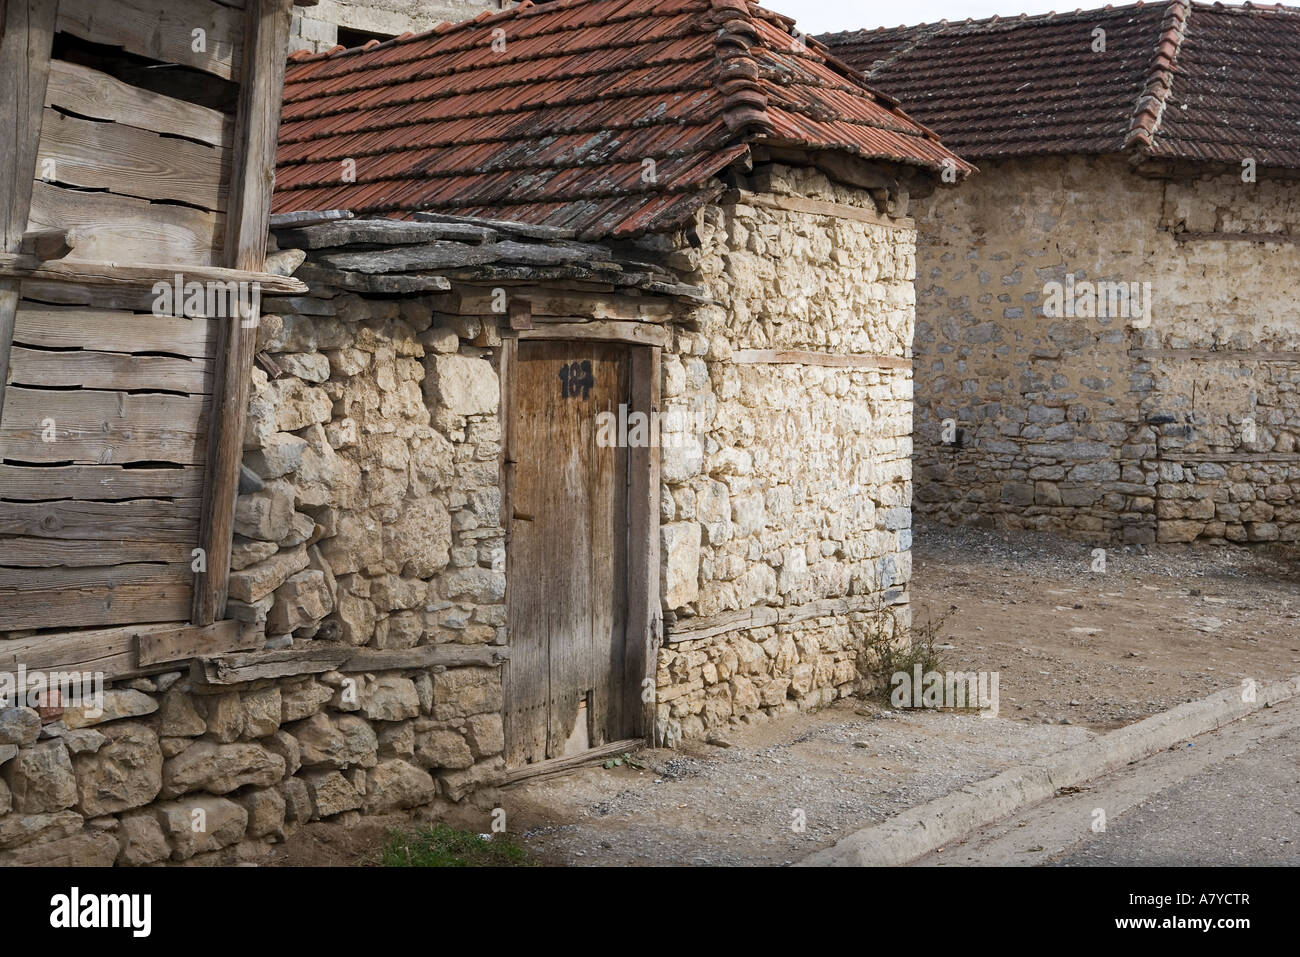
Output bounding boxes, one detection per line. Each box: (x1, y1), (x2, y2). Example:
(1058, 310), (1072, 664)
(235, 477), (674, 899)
(46, 59), (231, 147)
(433, 286), (674, 321)
(0, 562), (192, 630)
(723, 188), (912, 230)
(0, 619), (253, 679)
(8, 346), (214, 393)
(0, 536), (193, 567)
(2, 258), (306, 296)
(27, 181), (224, 267)
(0, 464), (203, 501)
(1131, 349), (1300, 362)
(665, 590), (908, 644)
(0, 498), (200, 541)
(731, 349), (911, 369)
(1174, 230), (1300, 245)
(0, 623), (152, 677)
(18, 280), (170, 312)
(500, 739), (646, 785)
(193, 647), (352, 685)
(136, 619), (259, 666)
(0, 386), (208, 464)
(57, 0), (244, 81)
(515, 320), (669, 348)
(12, 305), (217, 357)
(38, 108), (229, 211)
(342, 644), (510, 672)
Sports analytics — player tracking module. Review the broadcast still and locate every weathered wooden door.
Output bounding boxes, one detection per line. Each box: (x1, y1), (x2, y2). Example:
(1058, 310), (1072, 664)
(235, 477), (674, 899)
(505, 340), (631, 767)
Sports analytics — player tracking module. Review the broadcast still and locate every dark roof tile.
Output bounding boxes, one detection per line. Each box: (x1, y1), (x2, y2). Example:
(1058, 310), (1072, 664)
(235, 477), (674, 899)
(822, 1), (1300, 169)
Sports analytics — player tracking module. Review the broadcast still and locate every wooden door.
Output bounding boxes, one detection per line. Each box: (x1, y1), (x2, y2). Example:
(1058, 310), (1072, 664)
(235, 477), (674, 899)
(505, 340), (631, 768)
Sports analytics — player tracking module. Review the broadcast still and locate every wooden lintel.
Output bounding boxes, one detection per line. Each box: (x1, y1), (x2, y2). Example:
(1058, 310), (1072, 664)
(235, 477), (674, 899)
(434, 286), (674, 322)
(514, 320), (669, 348)
(721, 188), (913, 230)
(731, 348), (910, 369)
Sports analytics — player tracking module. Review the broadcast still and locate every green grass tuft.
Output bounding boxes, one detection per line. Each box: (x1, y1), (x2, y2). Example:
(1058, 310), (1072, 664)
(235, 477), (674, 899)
(380, 824), (532, 867)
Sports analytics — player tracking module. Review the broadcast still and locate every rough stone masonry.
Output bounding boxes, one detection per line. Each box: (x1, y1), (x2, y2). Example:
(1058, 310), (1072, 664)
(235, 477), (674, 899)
(911, 155), (1300, 544)
(654, 164), (914, 745)
(0, 161), (919, 865)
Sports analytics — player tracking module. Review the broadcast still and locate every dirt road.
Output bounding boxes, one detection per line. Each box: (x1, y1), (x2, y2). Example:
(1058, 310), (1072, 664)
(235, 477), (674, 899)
(913, 522), (1300, 730)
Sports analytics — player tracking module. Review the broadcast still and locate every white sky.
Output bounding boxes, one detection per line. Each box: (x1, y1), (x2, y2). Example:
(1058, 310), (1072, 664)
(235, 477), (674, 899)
(779, 0), (1250, 35)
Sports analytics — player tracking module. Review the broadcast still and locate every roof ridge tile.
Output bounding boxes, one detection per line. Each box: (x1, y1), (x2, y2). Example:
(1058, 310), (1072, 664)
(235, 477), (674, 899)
(706, 0), (776, 137)
(1124, 0), (1191, 155)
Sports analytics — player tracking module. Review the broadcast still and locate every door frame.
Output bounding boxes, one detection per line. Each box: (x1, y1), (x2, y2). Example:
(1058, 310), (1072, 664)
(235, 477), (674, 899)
(499, 321), (662, 761)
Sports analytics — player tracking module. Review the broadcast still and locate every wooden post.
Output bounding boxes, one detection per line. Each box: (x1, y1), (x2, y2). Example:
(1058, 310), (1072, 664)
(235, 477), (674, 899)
(193, 0), (294, 625)
(626, 345), (661, 741)
(0, 0), (58, 435)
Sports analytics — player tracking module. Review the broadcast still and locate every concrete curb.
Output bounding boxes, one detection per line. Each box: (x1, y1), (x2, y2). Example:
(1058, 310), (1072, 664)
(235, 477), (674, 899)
(797, 674), (1300, 867)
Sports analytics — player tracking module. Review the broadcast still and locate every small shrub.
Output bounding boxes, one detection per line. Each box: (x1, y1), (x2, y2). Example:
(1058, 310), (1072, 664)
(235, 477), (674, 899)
(857, 603), (955, 704)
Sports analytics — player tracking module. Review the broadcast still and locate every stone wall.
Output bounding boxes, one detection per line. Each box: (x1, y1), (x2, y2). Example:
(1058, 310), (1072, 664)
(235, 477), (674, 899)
(290, 0), (500, 53)
(653, 164), (915, 743)
(0, 165), (926, 862)
(0, 275), (512, 865)
(912, 154), (1300, 543)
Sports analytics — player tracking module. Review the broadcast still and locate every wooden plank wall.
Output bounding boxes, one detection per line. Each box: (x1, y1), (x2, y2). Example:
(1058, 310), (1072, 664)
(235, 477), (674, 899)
(0, 0), (248, 633)
(29, 0), (240, 267)
(0, 296), (219, 630)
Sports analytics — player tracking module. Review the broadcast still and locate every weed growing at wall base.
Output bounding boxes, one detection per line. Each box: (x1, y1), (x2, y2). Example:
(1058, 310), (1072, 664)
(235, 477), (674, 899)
(890, 666), (1000, 717)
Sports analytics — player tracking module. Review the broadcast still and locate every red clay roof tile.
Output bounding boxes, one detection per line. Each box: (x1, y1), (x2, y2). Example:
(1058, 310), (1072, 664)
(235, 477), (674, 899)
(274, 0), (971, 238)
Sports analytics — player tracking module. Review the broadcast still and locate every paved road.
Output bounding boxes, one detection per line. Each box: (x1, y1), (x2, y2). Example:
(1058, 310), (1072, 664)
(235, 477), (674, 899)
(916, 696), (1300, 866)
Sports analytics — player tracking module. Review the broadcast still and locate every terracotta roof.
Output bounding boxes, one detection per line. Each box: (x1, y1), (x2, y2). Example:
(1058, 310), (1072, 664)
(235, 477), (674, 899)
(821, 2), (1300, 169)
(273, 0), (972, 239)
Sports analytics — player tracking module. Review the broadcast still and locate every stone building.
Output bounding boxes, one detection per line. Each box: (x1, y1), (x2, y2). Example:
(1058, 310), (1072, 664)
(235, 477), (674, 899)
(0, 0), (968, 864)
(290, 1), (501, 54)
(269, 0), (971, 760)
(825, 1), (1300, 544)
